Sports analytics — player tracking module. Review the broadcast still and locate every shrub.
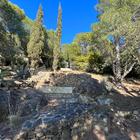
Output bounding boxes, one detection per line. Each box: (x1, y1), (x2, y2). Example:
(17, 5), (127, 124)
(87, 51), (104, 73)
(73, 55), (89, 71)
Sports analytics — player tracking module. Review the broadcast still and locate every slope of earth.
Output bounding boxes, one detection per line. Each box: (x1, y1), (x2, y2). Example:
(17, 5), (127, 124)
(27, 70), (140, 139)
(0, 69), (139, 140)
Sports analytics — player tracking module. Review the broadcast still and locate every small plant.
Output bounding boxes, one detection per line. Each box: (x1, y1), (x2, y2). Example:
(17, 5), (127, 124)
(8, 115), (20, 128)
(7, 91), (21, 128)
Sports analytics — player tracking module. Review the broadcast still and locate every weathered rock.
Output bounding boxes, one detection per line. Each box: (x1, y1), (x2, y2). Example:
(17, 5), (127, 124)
(0, 89), (9, 122)
(11, 89), (48, 117)
(0, 88), (48, 139)
(1, 80), (16, 88)
(15, 103), (96, 140)
(0, 88), (48, 123)
(116, 111), (132, 118)
(38, 86), (79, 103)
(97, 96), (113, 106)
(107, 133), (129, 140)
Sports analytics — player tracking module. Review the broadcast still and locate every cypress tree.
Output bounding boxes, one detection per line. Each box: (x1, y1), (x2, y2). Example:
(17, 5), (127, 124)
(53, 2), (62, 71)
(27, 5), (45, 68)
(56, 2), (62, 45)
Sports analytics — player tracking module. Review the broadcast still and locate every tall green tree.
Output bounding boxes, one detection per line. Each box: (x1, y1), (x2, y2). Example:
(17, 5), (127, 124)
(27, 5), (45, 68)
(0, 22), (15, 65)
(53, 2), (62, 71)
(53, 36), (61, 71)
(74, 32), (93, 55)
(62, 43), (81, 68)
(56, 2), (62, 45)
(93, 0), (140, 83)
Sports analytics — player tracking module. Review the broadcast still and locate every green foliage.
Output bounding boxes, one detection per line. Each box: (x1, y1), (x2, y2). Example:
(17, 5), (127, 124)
(62, 43), (81, 68)
(87, 50), (104, 73)
(45, 30), (56, 68)
(56, 2), (62, 45)
(0, 24), (15, 65)
(0, 0), (139, 81)
(53, 36), (61, 71)
(53, 3), (63, 71)
(91, 0), (140, 79)
(73, 55), (89, 71)
(62, 43), (81, 61)
(0, 0), (33, 68)
(74, 32), (93, 46)
(27, 5), (46, 68)
(73, 32), (93, 54)
(0, 0), (31, 43)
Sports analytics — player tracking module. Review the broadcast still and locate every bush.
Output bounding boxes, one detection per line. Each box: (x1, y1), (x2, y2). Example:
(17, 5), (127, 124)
(73, 55), (89, 71)
(87, 51), (104, 73)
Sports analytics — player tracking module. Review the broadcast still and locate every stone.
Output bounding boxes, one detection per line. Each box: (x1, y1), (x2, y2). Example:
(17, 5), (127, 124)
(14, 103), (95, 140)
(36, 132), (43, 138)
(9, 115), (20, 128)
(97, 96), (113, 106)
(133, 111), (139, 115)
(108, 133), (129, 140)
(22, 120), (33, 130)
(103, 80), (113, 92)
(0, 89), (9, 122)
(135, 132), (140, 139)
(38, 86), (74, 94)
(93, 125), (106, 140)
(15, 89), (48, 117)
(117, 111), (131, 117)
(47, 72), (106, 98)
(15, 131), (27, 140)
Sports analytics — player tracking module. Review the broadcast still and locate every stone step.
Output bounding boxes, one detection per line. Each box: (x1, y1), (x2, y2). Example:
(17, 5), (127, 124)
(58, 98), (79, 103)
(38, 86), (79, 103)
(38, 86), (74, 94)
(45, 93), (79, 98)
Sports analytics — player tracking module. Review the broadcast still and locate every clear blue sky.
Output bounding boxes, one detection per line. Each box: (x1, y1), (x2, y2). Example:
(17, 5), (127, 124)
(9, 0), (98, 44)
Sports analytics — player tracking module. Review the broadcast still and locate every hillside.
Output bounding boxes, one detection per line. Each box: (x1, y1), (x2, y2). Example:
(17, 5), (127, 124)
(0, 0), (140, 140)
(0, 70), (140, 139)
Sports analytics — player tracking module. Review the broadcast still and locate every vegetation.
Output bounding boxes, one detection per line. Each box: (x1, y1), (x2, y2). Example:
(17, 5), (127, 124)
(62, 0), (140, 83)
(53, 3), (62, 71)
(27, 5), (46, 68)
(0, 0), (140, 84)
(0, 1), (140, 139)
(94, 0), (140, 83)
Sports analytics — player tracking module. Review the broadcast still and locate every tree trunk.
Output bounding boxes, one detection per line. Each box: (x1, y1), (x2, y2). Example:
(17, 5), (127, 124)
(113, 41), (136, 85)
(121, 62), (136, 81)
(113, 43), (122, 83)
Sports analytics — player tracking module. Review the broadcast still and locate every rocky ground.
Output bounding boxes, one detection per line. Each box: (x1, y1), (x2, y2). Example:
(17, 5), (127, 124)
(0, 69), (140, 140)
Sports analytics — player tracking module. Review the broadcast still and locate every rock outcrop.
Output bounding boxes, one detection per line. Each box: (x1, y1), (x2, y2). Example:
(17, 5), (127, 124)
(0, 88), (48, 136)
(0, 89), (9, 122)
(15, 103), (96, 140)
(32, 71), (107, 98)
(0, 71), (140, 140)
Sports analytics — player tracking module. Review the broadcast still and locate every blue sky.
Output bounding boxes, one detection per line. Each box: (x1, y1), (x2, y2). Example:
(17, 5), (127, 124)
(9, 0), (98, 43)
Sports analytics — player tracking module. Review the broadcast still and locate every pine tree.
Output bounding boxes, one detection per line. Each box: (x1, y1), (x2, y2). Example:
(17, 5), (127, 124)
(53, 2), (62, 71)
(27, 5), (45, 68)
